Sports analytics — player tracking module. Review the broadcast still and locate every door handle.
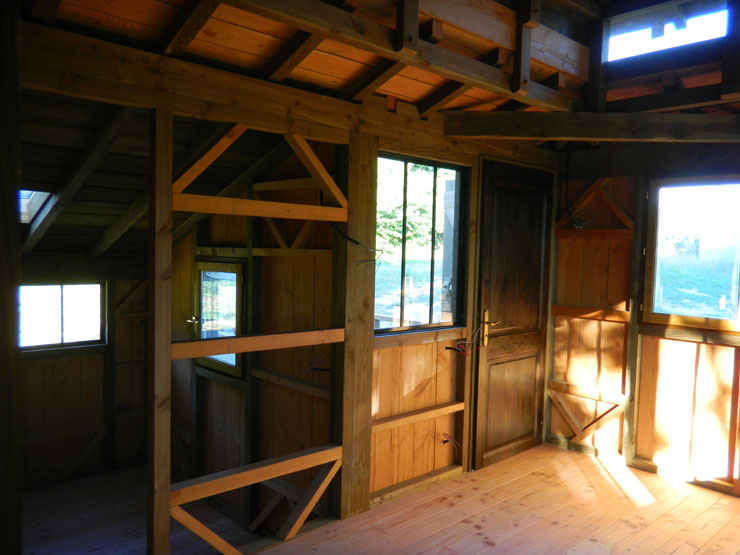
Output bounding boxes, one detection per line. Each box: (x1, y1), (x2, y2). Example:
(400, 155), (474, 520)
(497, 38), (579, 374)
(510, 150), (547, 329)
(481, 309), (500, 348)
(186, 316), (199, 324)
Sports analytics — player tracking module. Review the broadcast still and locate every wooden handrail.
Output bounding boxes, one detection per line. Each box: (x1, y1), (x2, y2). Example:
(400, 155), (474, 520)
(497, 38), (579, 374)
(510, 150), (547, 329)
(170, 444), (342, 506)
(171, 328), (345, 360)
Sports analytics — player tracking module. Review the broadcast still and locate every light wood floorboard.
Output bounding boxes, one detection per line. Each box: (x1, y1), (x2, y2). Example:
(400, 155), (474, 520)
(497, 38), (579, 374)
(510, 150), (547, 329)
(263, 445), (740, 554)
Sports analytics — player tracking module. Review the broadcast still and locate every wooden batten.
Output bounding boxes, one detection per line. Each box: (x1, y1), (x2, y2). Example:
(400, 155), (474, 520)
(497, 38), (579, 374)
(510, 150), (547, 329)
(1, 0), (22, 550)
(147, 108), (173, 553)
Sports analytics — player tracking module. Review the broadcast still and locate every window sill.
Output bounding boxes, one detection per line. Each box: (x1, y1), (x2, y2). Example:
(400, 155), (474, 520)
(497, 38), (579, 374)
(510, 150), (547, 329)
(373, 326), (466, 349)
(21, 343), (107, 360)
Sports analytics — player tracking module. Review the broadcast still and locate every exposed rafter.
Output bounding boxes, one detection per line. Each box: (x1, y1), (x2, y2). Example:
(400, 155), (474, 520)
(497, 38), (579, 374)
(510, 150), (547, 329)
(161, 0), (219, 56)
(445, 111), (740, 143)
(340, 60), (405, 102)
(224, 0), (573, 111)
(23, 106), (135, 255)
(263, 31), (323, 82)
(417, 82), (471, 118)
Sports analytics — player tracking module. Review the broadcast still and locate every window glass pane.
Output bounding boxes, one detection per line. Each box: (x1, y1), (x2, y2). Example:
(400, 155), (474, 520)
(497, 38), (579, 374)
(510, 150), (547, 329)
(403, 163), (434, 327)
(608, 1), (727, 61)
(433, 168), (459, 324)
(653, 184), (740, 320)
(62, 284), (101, 343)
(375, 158), (405, 329)
(20, 285), (61, 347)
(201, 270), (237, 365)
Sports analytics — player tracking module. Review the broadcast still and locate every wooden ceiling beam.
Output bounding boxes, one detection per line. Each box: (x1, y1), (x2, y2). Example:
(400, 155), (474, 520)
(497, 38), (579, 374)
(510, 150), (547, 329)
(445, 111), (740, 142)
(23, 106), (135, 254)
(606, 84), (732, 112)
(417, 81), (471, 118)
(88, 122), (235, 259)
(340, 60), (405, 101)
(162, 0), (219, 56)
(547, 0), (601, 19)
(284, 134), (348, 208)
(225, 0), (574, 111)
(263, 31), (324, 82)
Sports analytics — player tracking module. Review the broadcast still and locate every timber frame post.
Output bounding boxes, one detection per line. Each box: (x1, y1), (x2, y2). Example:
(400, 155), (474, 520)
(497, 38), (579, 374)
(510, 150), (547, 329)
(337, 131), (378, 518)
(147, 108), (173, 553)
(1, 0), (23, 551)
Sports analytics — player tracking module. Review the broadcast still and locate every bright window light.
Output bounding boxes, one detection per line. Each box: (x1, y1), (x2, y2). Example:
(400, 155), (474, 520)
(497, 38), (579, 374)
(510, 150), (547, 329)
(18, 189), (50, 224)
(608, 9), (727, 61)
(19, 284), (102, 347)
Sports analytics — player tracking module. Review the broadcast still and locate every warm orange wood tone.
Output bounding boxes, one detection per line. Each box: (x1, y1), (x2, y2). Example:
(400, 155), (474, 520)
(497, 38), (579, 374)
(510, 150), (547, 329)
(284, 134), (348, 208)
(169, 506), (242, 555)
(171, 123), (248, 193)
(264, 445), (740, 554)
(171, 328), (344, 360)
(172, 193), (349, 222)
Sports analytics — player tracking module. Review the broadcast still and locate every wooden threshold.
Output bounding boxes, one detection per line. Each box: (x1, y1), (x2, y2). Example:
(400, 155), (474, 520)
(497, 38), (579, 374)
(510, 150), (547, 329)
(171, 328), (344, 360)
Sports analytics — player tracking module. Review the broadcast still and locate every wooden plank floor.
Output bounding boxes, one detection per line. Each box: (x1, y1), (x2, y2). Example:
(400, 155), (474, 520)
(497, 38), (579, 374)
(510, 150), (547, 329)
(23, 465), (258, 554)
(264, 445), (740, 554)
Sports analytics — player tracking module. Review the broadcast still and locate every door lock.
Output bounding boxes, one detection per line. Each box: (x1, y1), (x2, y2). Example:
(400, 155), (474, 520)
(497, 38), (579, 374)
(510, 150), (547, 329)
(481, 309), (500, 347)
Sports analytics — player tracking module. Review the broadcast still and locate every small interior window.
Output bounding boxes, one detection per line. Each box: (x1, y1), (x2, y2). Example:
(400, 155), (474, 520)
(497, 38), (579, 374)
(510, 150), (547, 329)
(608, 0), (727, 61)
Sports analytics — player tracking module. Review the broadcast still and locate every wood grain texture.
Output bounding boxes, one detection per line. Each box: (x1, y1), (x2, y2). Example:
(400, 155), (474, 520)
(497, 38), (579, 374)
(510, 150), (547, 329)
(147, 108), (173, 554)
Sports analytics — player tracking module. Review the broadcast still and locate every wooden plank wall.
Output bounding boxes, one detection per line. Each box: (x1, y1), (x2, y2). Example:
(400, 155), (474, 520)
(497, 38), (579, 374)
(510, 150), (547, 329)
(370, 340), (463, 493)
(549, 177), (634, 452)
(636, 336), (738, 483)
(22, 279), (148, 487)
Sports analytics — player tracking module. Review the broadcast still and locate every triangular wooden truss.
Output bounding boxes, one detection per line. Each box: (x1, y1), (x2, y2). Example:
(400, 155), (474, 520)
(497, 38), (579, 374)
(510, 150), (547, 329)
(547, 379), (626, 445)
(555, 177), (634, 240)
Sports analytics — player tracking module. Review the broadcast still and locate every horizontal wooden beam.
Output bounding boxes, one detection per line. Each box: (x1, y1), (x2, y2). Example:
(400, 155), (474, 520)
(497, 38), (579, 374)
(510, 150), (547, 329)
(607, 84), (731, 113)
(171, 444), (342, 506)
(252, 177), (316, 192)
(554, 228), (633, 240)
(551, 304), (630, 323)
(196, 246), (331, 258)
(172, 328), (345, 360)
(548, 378), (627, 406)
(251, 367), (331, 400)
(226, 0), (573, 110)
(172, 193), (348, 222)
(445, 112), (740, 142)
(371, 401), (464, 433)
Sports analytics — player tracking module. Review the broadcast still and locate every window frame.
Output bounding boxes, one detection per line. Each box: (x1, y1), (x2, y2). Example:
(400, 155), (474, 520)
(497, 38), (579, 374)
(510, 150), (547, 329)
(374, 152), (467, 335)
(18, 281), (107, 351)
(644, 174), (740, 333)
(195, 260), (244, 377)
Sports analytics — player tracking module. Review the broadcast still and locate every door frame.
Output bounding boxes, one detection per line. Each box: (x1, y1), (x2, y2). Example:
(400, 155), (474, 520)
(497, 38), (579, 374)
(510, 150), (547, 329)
(468, 156), (558, 470)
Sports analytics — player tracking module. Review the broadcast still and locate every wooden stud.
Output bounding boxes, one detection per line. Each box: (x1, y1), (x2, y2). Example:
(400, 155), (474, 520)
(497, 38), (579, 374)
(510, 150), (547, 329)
(173, 193), (348, 222)
(0, 0), (22, 550)
(172, 328), (345, 360)
(395, 0), (419, 54)
(170, 444), (342, 506)
(171, 124), (248, 193)
(512, 1), (533, 94)
(586, 17), (610, 111)
(23, 106), (135, 254)
(170, 506), (242, 555)
(284, 135), (349, 208)
(277, 459), (342, 540)
(722, 0), (740, 99)
(147, 108), (173, 555)
(446, 112), (740, 143)
(162, 0), (219, 56)
(264, 31), (324, 82)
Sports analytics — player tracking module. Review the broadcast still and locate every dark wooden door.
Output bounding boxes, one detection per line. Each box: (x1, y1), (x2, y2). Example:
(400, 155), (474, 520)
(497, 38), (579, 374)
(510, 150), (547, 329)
(475, 160), (552, 468)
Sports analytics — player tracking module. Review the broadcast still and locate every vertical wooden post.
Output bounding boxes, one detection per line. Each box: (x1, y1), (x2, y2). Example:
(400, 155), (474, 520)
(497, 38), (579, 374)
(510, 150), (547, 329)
(395, 0), (419, 54)
(585, 18), (610, 111)
(147, 108), (173, 554)
(623, 176), (647, 463)
(339, 132), (378, 519)
(0, 0), (23, 552)
(512, 0), (537, 94)
(722, 0), (740, 99)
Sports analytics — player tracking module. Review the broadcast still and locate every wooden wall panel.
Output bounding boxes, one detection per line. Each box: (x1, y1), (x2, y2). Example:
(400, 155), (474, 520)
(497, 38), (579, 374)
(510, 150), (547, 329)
(636, 336), (738, 482)
(370, 338), (462, 493)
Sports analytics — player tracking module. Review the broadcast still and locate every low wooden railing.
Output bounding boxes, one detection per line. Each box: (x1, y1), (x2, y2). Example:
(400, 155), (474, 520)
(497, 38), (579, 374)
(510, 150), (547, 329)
(170, 444), (343, 554)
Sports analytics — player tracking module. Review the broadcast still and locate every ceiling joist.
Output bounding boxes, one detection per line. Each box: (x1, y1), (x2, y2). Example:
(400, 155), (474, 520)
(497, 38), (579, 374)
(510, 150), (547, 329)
(162, 0), (219, 56)
(444, 111), (740, 143)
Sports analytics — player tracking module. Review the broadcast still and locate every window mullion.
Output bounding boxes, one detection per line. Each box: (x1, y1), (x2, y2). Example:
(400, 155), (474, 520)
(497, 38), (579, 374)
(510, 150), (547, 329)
(399, 162), (409, 327)
(429, 167), (437, 325)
